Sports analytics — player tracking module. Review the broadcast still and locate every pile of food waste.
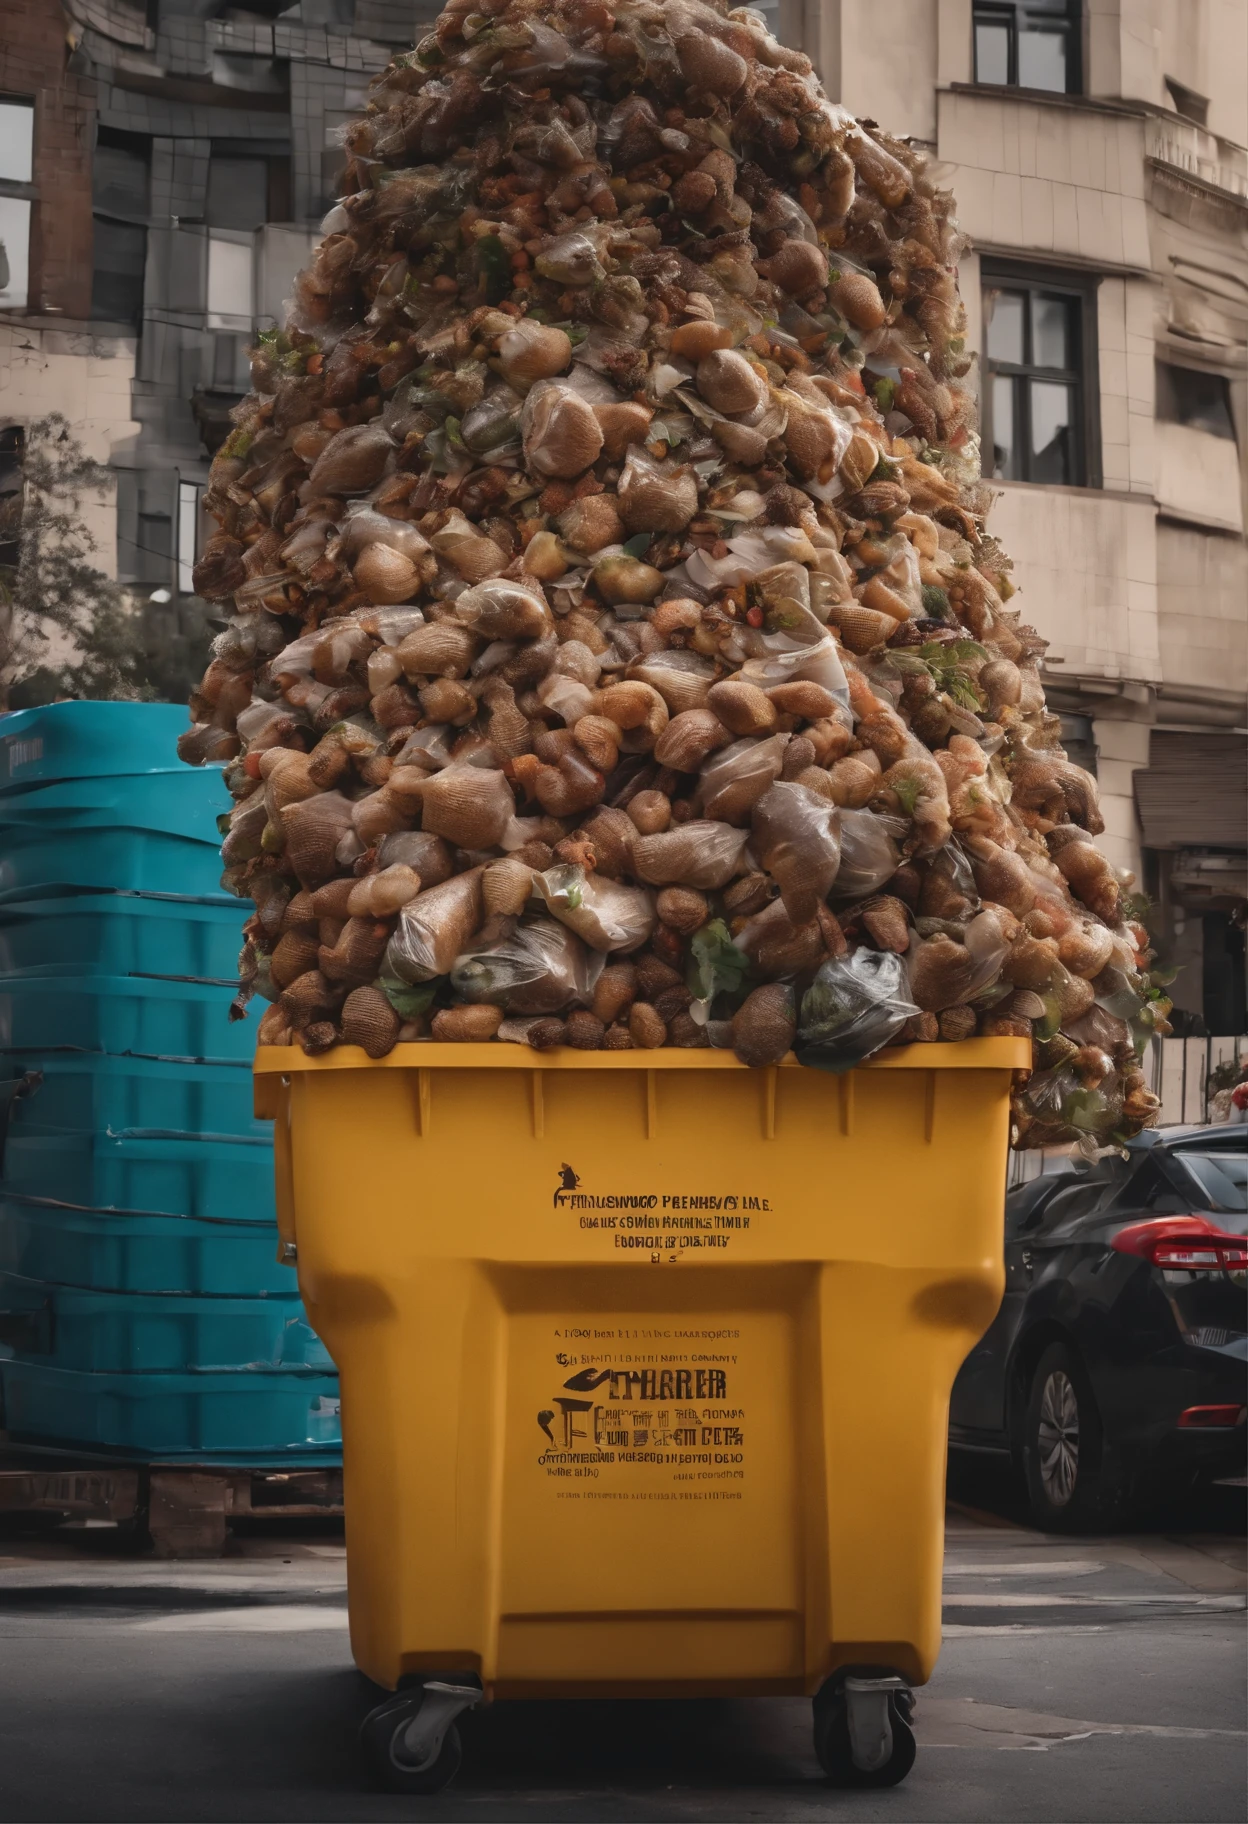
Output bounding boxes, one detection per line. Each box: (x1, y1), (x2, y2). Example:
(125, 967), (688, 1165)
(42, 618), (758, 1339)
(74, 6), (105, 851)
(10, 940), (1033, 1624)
(181, 0), (1167, 1149)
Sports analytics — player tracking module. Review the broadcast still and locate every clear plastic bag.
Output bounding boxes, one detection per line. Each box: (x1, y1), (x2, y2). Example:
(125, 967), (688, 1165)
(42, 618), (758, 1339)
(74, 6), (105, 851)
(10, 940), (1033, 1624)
(1016, 1065), (1121, 1143)
(751, 783), (842, 924)
(907, 907), (1013, 1012)
(627, 649), (717, 713)
(733, 898), (826, 981)
(450, 917), (602, 1014)
(736, 603), (851, 709)
(699, 733), (790, 824)
(385, 868), (484, 983)
(533, 864), (656, 953)
(835, 809), (906, 900)
(631, 820), (751, 889)
(795, 949), (919, 1073)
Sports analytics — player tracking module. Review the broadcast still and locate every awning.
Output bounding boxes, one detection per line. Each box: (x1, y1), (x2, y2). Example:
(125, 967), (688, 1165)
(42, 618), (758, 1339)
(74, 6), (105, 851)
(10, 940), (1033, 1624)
(1133, 731), (1247, 852)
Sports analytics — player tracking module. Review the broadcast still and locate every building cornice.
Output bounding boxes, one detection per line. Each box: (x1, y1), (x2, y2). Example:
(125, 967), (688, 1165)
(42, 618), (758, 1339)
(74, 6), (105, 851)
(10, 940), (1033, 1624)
(969, 243), (1157, 284)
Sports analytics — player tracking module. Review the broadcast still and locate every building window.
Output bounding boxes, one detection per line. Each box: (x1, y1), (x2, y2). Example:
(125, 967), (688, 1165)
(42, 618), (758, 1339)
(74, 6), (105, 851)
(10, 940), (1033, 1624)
(93, 130), (149, 221)
(91, 219), (147, 326)
(1156, 363), (1236, 441)
(91, 129), (149, 326)
(207, 235), (254, 330)
(137, 508), (173, 586)
(206, 157), (269, 232)
(0, 196), (31, 312)
(177, 480), (202, 596)
(0, 96), (34, 184)
(1058, 715), (1097, 778)
(205, 147), (292, 232)
(983, 269), (1096, 486)
(0, 95), (35, 313)
(973, 2), (1081, 94)
(1164, 78), (1209, 127)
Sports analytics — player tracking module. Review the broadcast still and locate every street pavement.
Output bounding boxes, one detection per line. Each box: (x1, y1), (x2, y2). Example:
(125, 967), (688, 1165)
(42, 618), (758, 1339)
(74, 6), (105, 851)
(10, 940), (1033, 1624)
(0, 1474), (1242, 1823)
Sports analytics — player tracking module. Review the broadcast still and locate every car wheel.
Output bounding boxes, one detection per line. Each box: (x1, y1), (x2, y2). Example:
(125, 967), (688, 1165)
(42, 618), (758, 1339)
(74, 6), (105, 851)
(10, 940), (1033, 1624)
(1022, 1341), (1118, 1531)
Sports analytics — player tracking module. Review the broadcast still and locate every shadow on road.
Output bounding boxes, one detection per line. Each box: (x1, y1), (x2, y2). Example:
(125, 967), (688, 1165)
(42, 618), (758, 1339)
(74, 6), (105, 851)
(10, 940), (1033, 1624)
(946, 1446), (1247, 1536)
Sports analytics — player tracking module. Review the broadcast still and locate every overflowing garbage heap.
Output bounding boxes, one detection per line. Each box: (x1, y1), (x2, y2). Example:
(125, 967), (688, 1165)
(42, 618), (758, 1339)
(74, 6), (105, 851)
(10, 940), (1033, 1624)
(181, 0), (1167, 1150)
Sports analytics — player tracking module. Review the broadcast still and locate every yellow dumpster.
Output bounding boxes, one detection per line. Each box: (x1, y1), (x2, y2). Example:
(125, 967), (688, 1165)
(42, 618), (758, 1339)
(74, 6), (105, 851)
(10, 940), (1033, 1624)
(254, 1036), (1028, 1792)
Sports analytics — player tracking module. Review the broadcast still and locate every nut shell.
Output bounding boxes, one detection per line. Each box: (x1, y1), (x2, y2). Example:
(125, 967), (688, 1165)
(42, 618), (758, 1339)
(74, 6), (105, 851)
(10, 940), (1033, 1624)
(341, 987), (402, 1058)
(696, 349), (768, 417)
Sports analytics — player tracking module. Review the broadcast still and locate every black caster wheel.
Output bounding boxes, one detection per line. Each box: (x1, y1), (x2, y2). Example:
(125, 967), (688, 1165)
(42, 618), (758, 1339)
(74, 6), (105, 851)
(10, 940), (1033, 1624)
(814, 1672), (916, 1788)
(359, 1689), (464, 1795)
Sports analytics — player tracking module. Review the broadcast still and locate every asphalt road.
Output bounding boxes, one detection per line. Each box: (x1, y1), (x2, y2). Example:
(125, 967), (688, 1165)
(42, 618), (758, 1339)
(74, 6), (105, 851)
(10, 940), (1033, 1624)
(0, 1474), (1242, 1824)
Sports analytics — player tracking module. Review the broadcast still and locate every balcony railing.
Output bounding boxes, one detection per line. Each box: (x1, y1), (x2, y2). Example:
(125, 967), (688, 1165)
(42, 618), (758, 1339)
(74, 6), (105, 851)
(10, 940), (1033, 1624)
(1145, 116), (1248, 201)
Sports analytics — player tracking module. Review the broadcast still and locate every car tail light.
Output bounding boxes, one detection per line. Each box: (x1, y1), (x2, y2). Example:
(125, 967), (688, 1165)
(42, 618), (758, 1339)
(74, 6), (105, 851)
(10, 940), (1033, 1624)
(1178, 1405), (1247, 1429)
(1111, 1217), (1248, 1272)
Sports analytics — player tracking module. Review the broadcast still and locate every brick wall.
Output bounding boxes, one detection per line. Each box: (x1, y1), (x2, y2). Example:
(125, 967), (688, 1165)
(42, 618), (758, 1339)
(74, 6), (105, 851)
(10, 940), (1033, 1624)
(0, 2), (96, 320)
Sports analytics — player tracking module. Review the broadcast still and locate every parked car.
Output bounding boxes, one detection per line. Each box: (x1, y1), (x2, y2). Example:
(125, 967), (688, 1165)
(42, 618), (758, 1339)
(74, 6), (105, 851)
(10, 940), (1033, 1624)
(950, 1126), (1247, 1529)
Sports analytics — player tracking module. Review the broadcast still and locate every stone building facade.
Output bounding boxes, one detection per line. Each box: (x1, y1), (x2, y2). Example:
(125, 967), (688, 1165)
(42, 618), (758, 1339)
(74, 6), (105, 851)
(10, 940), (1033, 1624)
(786, 0), (1247, 1032)
(0, 0), (1244, 1028)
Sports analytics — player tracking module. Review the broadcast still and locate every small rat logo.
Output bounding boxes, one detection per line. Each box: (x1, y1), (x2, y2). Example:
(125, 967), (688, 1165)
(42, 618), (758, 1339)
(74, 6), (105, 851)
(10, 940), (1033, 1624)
(553, 1163), (580, 1206)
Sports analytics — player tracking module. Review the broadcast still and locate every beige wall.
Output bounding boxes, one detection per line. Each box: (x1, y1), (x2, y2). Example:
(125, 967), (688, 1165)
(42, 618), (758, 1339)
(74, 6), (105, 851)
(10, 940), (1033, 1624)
(1155, 422), (1244, 533)
(1090, 715), (1151, 881)
(1097, 274), (1157, 496)
(1156, 520), (1248, 698)
(0, 321), (139, 580)
(987, 483), (1161, 684)
(1092, 0), (1248, 147)
(938, 89), (1152, 269)
(837, 0), (939, 142)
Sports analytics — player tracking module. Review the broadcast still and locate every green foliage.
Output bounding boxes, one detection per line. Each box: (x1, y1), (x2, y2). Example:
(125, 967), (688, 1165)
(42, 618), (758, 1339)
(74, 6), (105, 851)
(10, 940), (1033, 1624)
(892, 638), (989, 712)
(377, 971), (437, 1020)
(687, 919), (750, 1006)
(1120, 889), (1154, 926)
(890, 773), (922, 816)
(475, 234), (511, 304)
(252, 327), (309, 376)
(0, 415), (208, 710)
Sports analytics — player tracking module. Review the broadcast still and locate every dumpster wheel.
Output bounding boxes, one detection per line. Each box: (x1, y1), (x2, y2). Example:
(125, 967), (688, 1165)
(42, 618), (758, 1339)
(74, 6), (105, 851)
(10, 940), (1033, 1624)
(813, 1671), (916, 1787)
(359, 1681), (480, 1794)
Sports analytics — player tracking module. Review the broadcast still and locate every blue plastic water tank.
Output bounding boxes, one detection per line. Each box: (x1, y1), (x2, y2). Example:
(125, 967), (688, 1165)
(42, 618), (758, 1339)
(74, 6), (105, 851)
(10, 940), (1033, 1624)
(0, 704), (339, 1462)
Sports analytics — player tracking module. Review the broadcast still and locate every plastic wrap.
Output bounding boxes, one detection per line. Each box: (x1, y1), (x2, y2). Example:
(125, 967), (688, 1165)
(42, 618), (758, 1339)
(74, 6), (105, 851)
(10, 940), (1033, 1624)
(908, 908), (1015, 1013)
(631, 821), (751, 890)
(533, 865), (656, 954)
(795, 950), (919, 1073)
(699, 734), (790, 825)
(385, 869), (485, 984)
(835, 810), (907, 900)
(451, 918), (602, 1014)
(751, 784), (842, 925)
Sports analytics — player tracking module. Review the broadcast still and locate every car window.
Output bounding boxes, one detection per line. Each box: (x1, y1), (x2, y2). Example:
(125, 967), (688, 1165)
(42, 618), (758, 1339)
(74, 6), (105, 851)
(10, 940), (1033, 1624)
(1005, 1173), (1078, 1237)
(1102, 1160), (1189, 1218)
(1035, 1181), (1106, 1230)
(1169, 1150), (1248, 1232)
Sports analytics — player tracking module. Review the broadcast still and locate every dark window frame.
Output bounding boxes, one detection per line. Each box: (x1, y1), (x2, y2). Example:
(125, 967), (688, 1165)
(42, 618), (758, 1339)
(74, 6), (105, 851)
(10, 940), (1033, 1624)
(0, 92), (36, 199)
(981, 260), (1101, 490)
(1155, 361), (1237, 443)
(973, 1), (1083, 96)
